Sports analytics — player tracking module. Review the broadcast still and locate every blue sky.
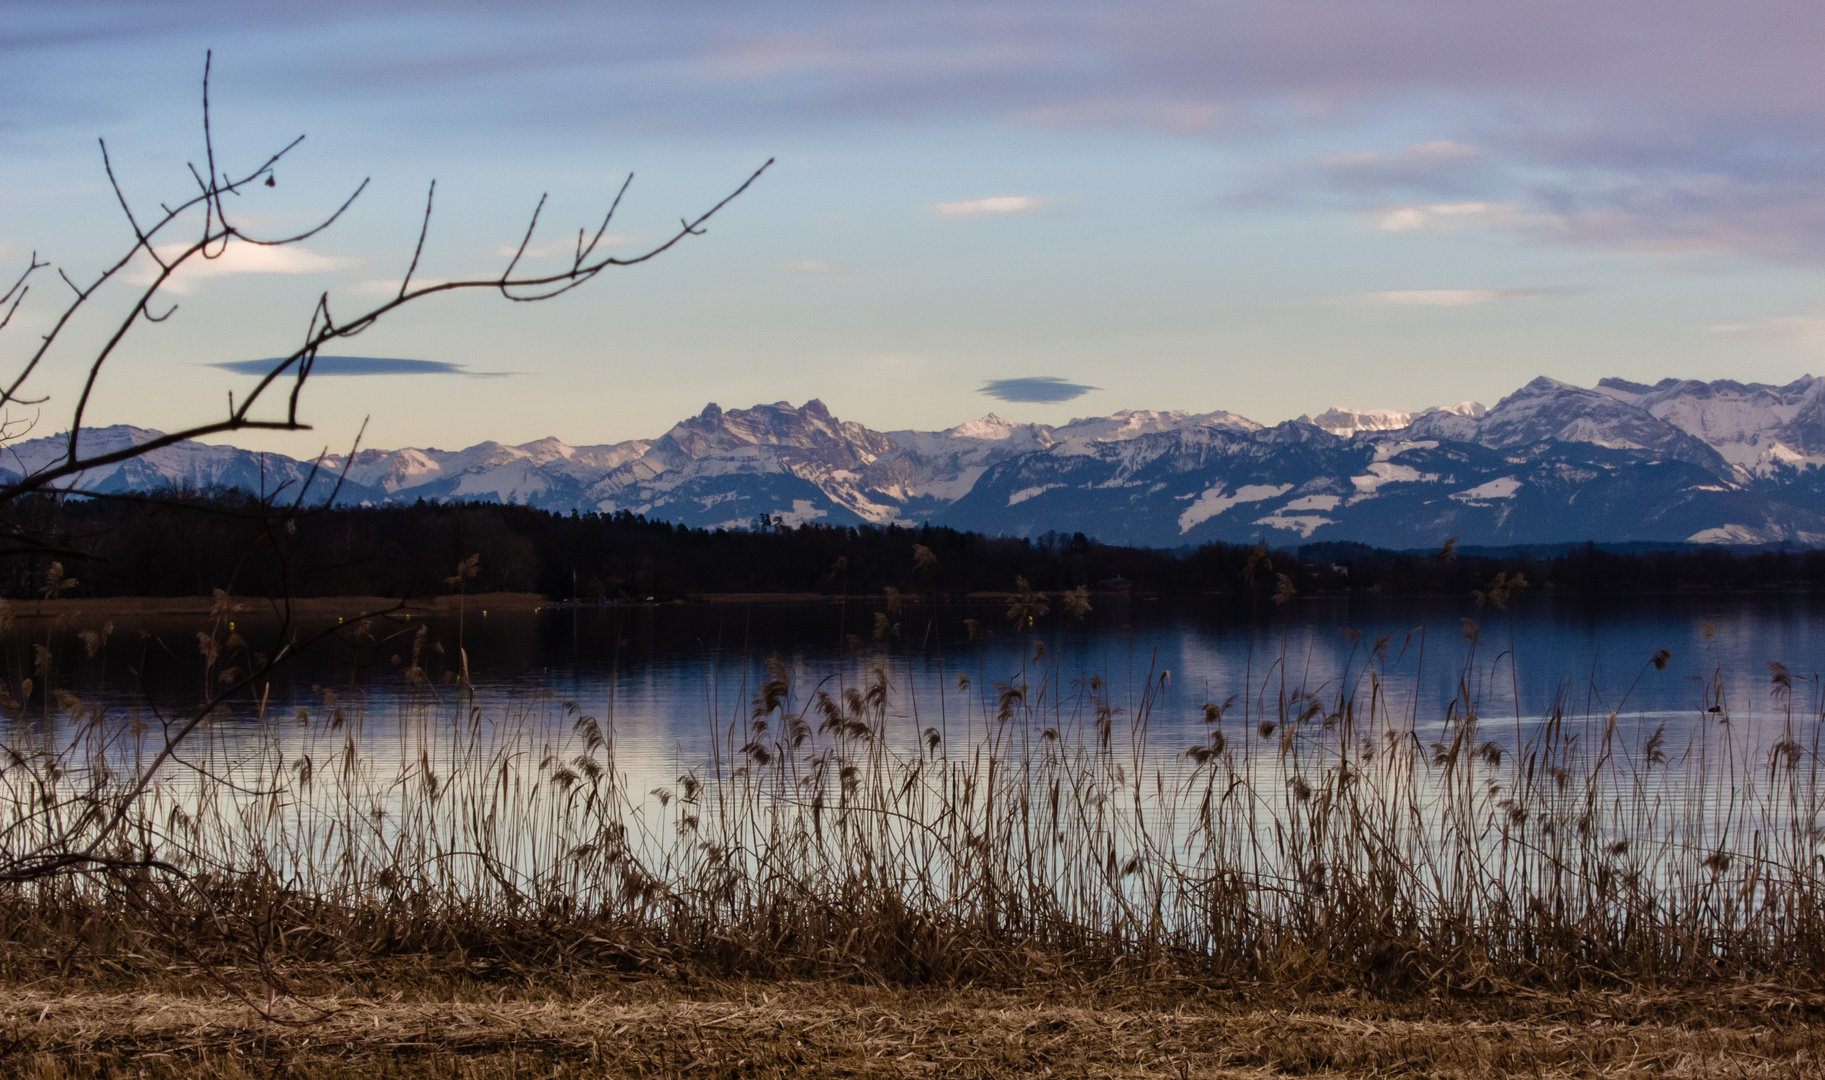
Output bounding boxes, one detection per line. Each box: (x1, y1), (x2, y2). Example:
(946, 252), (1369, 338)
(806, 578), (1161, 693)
(5, 1), (1825, 455)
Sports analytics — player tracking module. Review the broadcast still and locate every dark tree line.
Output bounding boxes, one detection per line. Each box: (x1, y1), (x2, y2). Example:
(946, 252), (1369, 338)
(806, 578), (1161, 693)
(1298, 540), (1825, 597)
(7, 491), (1825, 604)
(0, 493), (1185, 600)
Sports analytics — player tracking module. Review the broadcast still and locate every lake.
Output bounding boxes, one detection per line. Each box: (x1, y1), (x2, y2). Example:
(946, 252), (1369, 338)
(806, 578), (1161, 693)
(20, 589), (1825, 789)
(9, 588), (1821, 930)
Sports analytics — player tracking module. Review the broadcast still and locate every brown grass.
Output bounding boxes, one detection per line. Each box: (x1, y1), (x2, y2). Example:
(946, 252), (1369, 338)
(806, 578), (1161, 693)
(0, 979), (1821, 1078)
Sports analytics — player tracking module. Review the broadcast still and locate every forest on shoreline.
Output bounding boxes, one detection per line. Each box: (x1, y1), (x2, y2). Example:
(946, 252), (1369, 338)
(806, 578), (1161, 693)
(5, 490), (1825, 602)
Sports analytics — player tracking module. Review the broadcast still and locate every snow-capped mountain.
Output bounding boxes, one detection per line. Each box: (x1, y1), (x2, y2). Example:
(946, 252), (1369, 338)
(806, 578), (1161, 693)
(1594, 376), (1825, 475)
(866, 409), (1261, 524)
(327, 436), (650, 505)
(943, 407), (1810, 548)
(1299, 401), (1485, 437)
(0, 425), (377, 503)
(13, 374), (1825, 547)
(586, 400), (899, 527)
(1411, 377), (1733, 475)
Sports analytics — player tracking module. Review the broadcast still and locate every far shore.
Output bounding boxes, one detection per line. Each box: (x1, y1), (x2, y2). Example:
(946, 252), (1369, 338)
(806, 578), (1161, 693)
(8, 587), (1144, 618)
(8, 592), (549, 620)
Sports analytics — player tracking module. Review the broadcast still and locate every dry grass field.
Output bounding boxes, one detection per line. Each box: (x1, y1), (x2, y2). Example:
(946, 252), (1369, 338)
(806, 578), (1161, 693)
(1, 977), (1822, 1078)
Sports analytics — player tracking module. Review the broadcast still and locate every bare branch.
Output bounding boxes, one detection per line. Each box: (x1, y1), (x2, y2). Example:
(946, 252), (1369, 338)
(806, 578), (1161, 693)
(0, 255), (44, 334)
(499, 192), (549, 288)
(99, 139), (155, 254)
(400, 181), (436, 298)
(0, 121), (313, 415)
(0, 46), (769, 507)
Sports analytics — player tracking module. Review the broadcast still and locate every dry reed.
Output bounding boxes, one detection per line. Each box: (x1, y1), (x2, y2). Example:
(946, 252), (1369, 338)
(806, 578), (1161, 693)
(0, 600), (1821, 1004)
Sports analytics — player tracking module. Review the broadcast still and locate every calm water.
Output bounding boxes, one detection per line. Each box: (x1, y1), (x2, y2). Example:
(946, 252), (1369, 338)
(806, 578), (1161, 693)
(18, 591), (1825, 786)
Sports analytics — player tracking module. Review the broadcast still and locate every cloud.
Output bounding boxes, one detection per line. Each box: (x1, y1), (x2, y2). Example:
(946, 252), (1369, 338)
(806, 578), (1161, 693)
(1708, 317), (1825, 349)
(126, 241), (354, 294)
(1320, 141), (1479, 169)
(1315, 140), (1483, 192)
(23, 2), (1825, 263)
(1349, 288), (1557, 306)
(932, 195), (1046, 218)
(1345, 167), (1825, 263)
(978, 376), (1098, 403)
(210, 356), (508, 377)
(1410, 140), (1479, 162)
(1246, 121), (1825, 263)
(1505, 169), (1825, 262)
(1370, 201), (1517, 233)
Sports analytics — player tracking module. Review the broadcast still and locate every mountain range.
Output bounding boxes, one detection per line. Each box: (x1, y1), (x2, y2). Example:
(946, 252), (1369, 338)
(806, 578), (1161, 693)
(12, 374), (1825, 549)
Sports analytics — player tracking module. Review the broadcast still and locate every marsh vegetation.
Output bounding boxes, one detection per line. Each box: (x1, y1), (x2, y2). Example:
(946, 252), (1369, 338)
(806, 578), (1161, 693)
(0, 552), (1822, 1076)
(2, 576), (1821, 993)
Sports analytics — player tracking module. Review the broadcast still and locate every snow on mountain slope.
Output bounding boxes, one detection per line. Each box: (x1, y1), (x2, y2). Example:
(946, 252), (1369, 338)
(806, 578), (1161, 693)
(866, 409), (1260, 516)
(1595, 375), (1825, 475)
(0, 425), (380, 503)
(589, 400), (903, 526)
(869, 415), (1055, 510)
(1303, 407), (1413, 436)
(1410, 377), (1737, 476)
(328, 438), (650, 497)
(1054, 408), (1259, 442)
(1302, 402), (1485, 437)
(332, 447), (443, 492)
(943, 415), (1825, 548)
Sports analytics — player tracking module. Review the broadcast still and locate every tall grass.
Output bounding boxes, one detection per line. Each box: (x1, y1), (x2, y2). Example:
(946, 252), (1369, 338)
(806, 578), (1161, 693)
(0, 603), (1822, 997)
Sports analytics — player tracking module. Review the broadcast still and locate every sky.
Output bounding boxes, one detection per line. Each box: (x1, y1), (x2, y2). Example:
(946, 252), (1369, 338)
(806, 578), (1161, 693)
(5, 1), (1825, 456)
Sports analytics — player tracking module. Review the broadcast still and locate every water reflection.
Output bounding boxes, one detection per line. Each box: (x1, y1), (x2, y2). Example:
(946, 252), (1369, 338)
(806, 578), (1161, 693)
(11, 592), (1825, 788)
(5, 593), (1819, 913)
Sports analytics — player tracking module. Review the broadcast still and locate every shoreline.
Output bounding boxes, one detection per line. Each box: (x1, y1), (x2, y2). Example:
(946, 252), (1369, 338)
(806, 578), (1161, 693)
(7, 592), (549, 620)
(3, 589), (1140, 617)
(10, 583), (1825, 620)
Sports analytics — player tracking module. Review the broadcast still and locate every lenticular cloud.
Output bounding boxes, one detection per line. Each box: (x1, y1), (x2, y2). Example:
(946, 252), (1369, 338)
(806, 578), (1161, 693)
(212, 356), (476, 377)
(978, 376), (1098, 403)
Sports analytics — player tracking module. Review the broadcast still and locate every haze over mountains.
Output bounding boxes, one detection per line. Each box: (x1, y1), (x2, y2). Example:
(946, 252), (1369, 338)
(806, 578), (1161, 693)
(14, 375), (1825, 549)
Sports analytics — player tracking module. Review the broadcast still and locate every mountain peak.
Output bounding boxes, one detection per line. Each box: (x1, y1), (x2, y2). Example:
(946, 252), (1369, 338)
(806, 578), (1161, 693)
(648, 399), (899, 472)
(1590, 374), (1825, 471)
(516, 437), (575, 465)
(946, 415), (1020, 440)
(1427, 401), (1487, 418)
(1305, 406), (1414, 437)
(1448, 375), (1734, 477)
